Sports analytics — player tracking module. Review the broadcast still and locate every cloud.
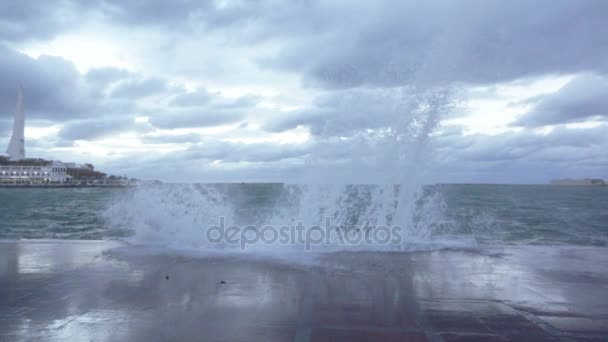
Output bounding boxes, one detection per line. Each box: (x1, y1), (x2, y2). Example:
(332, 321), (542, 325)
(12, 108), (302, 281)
(183, 140), (310, 163)
(170, 88), (216, 107)
(219, 94), (261, 109)
(95, 0), (256, 31)
(438, 125), (608, 162)
(62, 1), (607, 88)
(58, 117), (152, 141)
(256, 0), (608, 88)
(148, 93), (259, 129)
(2, 1), (607, 182)
(110, 77), (169, 99)
(85, 67), (131, 86)
(0, 119), (10, 141)
(99, 152), (306, 183)
(0, 45), (92, 121)
(141, 133), (201, 144)
(148, 109), (244, 129)
(92, 120), (608, 183)
(432, 124), (608, 182)
(264, 87), (455, 137)
(0, 1), (86, 42)
(514, 74), (608, 127)
(0, 45), (141, 124)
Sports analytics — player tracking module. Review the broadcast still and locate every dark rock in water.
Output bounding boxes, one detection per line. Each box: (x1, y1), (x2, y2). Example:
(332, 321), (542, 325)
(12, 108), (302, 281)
(165, 276), (169, 280)
(220, 280), (226, 284)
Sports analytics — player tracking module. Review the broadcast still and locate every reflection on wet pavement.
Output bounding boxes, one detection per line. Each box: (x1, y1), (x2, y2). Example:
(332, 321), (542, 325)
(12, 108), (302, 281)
(1, 240), (607, 341)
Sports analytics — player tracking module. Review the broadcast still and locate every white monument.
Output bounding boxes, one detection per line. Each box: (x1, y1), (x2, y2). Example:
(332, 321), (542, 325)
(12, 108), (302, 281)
(6, 87), (25, 160)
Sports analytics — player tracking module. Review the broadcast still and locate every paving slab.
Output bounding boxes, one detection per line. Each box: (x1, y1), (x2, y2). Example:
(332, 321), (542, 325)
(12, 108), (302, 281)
(1, 240), (607, 341)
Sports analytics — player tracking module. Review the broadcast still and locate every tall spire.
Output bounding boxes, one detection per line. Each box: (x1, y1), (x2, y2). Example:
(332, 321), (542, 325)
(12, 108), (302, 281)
(6, 86), (25, 160)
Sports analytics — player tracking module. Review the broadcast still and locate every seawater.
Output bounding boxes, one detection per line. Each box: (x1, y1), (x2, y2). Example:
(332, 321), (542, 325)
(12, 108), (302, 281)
(1, 184), (606, 250)
(2, 88), (606, 253)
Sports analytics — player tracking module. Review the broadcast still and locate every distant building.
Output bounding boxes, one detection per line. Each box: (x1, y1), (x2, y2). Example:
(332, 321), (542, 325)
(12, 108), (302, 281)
(0, 160), (67, 184)
(0, 157), (131, 185)
(66, 164), (107, 181)
(2, 87), (134, 187)
(550, 178), (606, 186)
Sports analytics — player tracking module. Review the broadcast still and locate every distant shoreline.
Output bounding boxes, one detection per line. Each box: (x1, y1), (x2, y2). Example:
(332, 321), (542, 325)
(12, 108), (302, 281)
(1, 182), (606, 188)
(439, 183), (607, 186)
(0, 184), (136, 189)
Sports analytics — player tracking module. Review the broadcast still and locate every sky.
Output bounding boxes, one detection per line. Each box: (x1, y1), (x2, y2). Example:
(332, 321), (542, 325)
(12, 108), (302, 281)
(0, 0), (607, 183)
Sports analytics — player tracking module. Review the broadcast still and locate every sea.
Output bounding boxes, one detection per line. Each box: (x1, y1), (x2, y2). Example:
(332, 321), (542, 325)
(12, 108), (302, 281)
(1, 184), (607, 252)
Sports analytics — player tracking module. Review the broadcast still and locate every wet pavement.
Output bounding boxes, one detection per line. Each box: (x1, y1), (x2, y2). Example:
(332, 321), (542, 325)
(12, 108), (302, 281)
(1, 240), (607, 341)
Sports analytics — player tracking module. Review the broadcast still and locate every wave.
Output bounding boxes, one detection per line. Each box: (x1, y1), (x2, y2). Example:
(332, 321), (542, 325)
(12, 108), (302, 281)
(102, 183), (478, 255)
(102, 87), (472, 255)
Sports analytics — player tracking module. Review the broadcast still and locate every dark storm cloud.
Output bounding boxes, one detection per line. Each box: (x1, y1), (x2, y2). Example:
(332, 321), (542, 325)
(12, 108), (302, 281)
(183, 140), (310, 163)
(170, 89), (259, 108)
(0, 45), (139, 123)
(100, 151), (307, 183)
(433, 150), (608, 184)
(68, 1), (608, 87)
(0, 1), (85, 42)
(84, 67), (134, 99)
(149, 109), (244, 129)
(264, 87), (454, 137)
(0, 45), (90, 120)
(2, 0), (606, 182)
(287, 94), (399, 136)
(110, 77), (169, 99)
(141, 133), (201, 145)
(435, 125), (608, 164)
(95, 0), (256, 30)
(85, 67), (132, 86)
(431, 124), (608, 183)
(58, 117), (152, 141)
(112, 139), (310, 173)
(0, 119), (10, 139)
(263, 109), (324, 134)
(97, 0), (211, 27)
(149, 93), (260, 129)
(181, 132), (411, 167)
(272, 1), (608, 87)
(514, 74), (608, 127)
(170, 88), (217, 107)
(220, 95), (261, 109)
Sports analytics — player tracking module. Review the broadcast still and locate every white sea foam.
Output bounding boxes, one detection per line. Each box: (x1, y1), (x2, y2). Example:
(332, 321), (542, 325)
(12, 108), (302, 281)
(103, 183), (475, 255)
(102, 86), (474, 255)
